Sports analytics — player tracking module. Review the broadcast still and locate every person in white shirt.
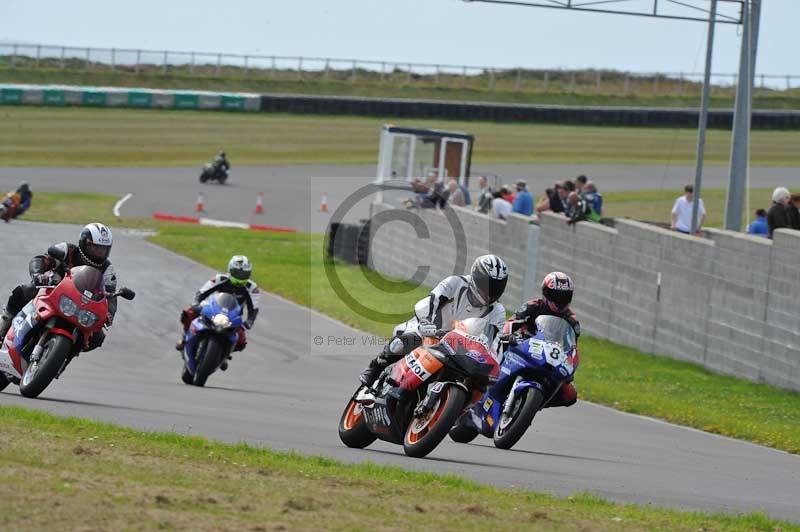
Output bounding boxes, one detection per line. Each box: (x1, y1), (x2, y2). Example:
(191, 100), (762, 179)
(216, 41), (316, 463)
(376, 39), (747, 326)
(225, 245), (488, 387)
(492, 194), (513, 220)
(671, 184), (706, 234)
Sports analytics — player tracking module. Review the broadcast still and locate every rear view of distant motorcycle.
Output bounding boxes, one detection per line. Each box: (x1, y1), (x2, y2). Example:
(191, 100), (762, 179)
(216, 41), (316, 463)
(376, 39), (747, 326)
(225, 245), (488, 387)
(199, 151), (230, 184)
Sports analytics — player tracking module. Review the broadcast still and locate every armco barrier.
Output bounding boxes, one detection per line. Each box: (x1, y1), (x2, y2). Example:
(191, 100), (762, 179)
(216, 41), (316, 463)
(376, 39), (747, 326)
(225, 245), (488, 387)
(259, 93), (800, 130)
(367, 201), (799, 391)
(0, 84), (261, 112)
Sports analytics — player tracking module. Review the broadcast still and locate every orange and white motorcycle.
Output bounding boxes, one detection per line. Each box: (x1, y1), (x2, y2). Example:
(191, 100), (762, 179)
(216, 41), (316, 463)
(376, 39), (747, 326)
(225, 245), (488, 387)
(338, 318), (500, 458)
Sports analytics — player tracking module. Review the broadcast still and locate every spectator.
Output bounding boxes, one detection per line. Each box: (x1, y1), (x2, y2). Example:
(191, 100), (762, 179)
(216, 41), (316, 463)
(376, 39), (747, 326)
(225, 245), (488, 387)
(475, 175), (493, 214)
(535, 188), (553, 214)
(747, 209), (769, 237)
(563, 180), (576, 193)
(491, 191), (512, 220)
(511, 180), (534, 216)
(575, 175), (588, 197)
(566, 191), (601, 225)
(405, 173), (445, 209)
(670, 184), (706, 234)
(767, 187), (791, 237)
(501, 185), (515, 204)
(786, 193), (800, 230)
(446, 179), (466, 207)
(549, 183), (566, 214)
(583, 181), (603, 216)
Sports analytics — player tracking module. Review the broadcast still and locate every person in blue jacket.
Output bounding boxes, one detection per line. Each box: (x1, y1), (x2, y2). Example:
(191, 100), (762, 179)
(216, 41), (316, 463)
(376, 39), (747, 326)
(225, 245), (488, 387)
(511, 180), (533, 216)
(747, 209), (769, 237)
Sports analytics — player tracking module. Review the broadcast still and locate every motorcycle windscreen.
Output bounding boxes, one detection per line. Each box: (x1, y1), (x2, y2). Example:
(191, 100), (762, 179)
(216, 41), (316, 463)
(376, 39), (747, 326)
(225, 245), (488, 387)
(214, 292), (239, 311)
(71, 266), (105, 301)
(533, 315), (577, 348)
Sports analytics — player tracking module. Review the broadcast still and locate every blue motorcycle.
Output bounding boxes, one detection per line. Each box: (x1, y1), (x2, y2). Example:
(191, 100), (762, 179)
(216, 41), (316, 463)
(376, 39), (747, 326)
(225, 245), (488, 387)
(180, 292), (243, 387)
(449, 315), (578, 449)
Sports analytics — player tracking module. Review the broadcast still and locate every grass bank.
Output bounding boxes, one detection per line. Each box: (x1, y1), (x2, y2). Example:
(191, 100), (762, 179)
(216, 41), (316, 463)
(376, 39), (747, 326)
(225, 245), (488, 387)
(0, 406), (792, 531)
(15, 192), (800, 454)
(3, 66), (800, 110)
(1, 106), (799, 167)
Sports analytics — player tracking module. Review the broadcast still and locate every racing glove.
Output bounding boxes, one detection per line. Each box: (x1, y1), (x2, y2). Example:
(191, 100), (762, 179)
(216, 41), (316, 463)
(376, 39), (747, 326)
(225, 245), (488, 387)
(417, 320), (438, 338)
(243, 320), (253, 330)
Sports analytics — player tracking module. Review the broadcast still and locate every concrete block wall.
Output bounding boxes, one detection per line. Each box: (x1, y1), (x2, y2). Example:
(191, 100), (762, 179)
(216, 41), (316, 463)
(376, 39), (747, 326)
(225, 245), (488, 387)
(368, 202), (537, 314)
(535, 212), (800, 392)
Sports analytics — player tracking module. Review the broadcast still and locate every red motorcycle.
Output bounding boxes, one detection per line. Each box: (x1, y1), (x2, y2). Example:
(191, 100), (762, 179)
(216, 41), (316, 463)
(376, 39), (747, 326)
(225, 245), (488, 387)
(0, 266), (135, 398)
(0, 193), (21, 222)
(338, 318), (500, 458)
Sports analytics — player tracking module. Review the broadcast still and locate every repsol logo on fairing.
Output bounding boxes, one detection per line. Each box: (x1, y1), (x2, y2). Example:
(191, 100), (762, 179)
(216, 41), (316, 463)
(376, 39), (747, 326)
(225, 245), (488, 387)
(405, 353), (431, 381)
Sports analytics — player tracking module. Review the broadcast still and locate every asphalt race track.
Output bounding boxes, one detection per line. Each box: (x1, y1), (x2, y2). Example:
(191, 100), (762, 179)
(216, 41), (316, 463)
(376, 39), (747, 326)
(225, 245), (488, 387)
(1, 222), (798, 522)
(2, 164), (799, 233)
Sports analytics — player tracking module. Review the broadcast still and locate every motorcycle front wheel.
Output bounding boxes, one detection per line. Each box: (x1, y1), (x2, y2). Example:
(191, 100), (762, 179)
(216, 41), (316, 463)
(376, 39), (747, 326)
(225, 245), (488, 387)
(404, 384), (467, 458)
(193, 336), (225, 387)
(493, 387), (544, 450)
(338, 391), (377, 449)
(19, 335), (71, 398)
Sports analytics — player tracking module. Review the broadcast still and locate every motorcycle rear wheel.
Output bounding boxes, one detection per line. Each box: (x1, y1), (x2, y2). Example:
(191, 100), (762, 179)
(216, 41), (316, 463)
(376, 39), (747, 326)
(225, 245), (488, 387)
(193, 336), (224, 387)
(493, 387), (544, 450)
(199, 172), (209, 183)
(19, 335), (71, 398)
(404, 384), (467, 458)
(338, 393), (377, 449)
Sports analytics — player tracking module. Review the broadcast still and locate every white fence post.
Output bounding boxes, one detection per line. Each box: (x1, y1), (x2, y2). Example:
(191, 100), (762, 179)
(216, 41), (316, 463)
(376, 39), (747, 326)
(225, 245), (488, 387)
(163, 50), (168, 74)
(215, 53), (221, 76)
(35, 45), (41, 67)
(135, 49), (141, 73)
(111, 48), (116, 71)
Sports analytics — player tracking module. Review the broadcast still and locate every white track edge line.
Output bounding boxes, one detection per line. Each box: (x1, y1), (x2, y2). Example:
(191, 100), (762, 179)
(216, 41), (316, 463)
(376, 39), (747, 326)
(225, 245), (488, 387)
(113, 193), (133, 217)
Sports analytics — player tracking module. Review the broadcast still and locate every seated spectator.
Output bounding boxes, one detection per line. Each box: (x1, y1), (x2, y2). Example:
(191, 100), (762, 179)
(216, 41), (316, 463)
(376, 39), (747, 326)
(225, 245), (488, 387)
(445, 179), (465, 207)
(511, 180), (534, 216)
(786, 193), (800, 230)
(670, 184), (705, 234)
(747, 209), (769, 237)
(583, 181), (603, 216)
(536, 188), (553, 214)
(566, 191), (601, 225)
(491, 191), (512, 220)
(475, 175), (493, 214)
(405, 173), (446, 209)
(575, 175), (588, 197)
(767, 187), (791, 237)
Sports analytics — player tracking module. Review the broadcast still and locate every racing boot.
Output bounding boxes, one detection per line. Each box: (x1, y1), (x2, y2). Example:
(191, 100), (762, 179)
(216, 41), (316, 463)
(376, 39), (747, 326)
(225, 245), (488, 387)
(0, 310), (12, 341)
(358, 337), (406, 387)
(175, 333), (186, 352)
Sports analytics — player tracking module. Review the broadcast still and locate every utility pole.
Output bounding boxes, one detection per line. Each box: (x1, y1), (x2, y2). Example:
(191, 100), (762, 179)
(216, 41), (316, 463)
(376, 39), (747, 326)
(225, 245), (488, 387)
(724, 0), (761, 231)
(691, 0), (718, 235)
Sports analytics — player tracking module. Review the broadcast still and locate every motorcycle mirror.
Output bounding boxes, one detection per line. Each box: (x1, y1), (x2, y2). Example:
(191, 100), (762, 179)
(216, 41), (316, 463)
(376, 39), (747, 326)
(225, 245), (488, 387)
(117, 287), (136, 301)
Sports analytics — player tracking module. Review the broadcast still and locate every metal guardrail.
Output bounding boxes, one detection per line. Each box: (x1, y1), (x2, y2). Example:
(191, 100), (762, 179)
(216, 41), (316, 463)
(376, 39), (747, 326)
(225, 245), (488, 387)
(1, 42), (798, 94)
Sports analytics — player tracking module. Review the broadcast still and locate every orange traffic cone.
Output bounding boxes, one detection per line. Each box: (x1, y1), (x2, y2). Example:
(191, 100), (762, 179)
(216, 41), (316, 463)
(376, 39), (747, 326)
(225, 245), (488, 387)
(320, 193), (329, 213)
(196, 192), (204, 213)
(254, 192), (264, 214)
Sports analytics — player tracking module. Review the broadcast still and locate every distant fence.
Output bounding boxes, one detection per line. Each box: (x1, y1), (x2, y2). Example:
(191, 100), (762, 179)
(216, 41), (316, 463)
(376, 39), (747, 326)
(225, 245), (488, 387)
(1, 42), (799, 94)
(3, 84), (800, 129)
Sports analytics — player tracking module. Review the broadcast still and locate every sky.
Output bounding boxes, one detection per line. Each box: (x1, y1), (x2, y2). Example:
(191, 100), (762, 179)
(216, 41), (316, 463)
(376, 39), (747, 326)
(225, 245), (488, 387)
(0, 0), (795, 78)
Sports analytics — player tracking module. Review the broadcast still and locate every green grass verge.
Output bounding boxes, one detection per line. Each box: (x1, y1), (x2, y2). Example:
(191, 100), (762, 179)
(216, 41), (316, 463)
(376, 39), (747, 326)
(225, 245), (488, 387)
(18, 192), (800, 454)
(0, 405), (792, 531)
(2, 106), (799, 167)
(3, 66), (800, 109)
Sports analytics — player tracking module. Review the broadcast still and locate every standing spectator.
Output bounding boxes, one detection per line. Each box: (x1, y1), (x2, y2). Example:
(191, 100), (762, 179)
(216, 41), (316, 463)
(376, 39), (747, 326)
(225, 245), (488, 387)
(501, 185), (515, 204)
(445, 179), (465, 207)
(549, 183), (566, 214)
(492, 191), (512, 220)
(475, 175), (493, 214)
(575, 175), (588, 197)
(583, 181), (603, 216)
(566, 192), (601, 225)
(747, 209), (769, 237)
(670, 184), (706, 234)
(536, 188), (553, 214)
(767, 187), (791, 237)
(511, 180), (534, 216)
(786, 193), (800, 230)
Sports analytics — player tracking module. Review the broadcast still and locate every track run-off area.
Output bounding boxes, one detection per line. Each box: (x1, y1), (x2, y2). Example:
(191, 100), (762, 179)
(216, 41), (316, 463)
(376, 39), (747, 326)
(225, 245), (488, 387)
(0, 222), (798, 522)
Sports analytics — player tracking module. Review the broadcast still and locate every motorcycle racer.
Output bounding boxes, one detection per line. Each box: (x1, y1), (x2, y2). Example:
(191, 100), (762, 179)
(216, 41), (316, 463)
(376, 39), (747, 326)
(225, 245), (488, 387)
(504, 271), (581, 407)
(0, 223), (117, 350)
(175, 255), (259, 369)
(359, 254), (509, 388)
